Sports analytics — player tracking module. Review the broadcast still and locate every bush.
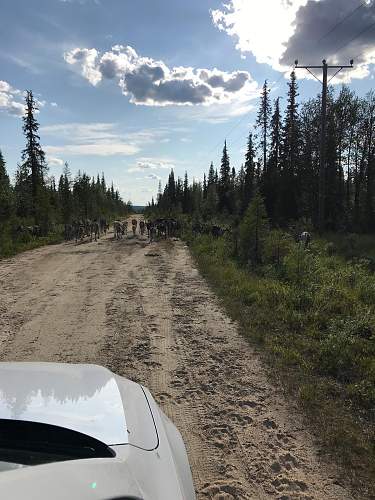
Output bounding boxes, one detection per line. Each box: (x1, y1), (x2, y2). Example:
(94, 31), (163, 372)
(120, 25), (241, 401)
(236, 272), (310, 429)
(239, 193), (269, 265)
(319, 315), (375, 381)
(282, 244), (316, 285)
(263, 229), (293, 266)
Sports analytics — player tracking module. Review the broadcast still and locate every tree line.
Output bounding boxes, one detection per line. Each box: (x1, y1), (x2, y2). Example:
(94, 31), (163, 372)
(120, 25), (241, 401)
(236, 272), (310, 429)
(154, 72), (375, 234)
(0, 90), (129, 254)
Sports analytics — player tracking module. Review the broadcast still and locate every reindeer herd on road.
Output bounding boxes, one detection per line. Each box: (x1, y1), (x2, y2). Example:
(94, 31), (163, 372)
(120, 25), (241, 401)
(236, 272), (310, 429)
(64, 218), (109, 243)
(112, 218), (181, 242)
(63, 217), (181, 245)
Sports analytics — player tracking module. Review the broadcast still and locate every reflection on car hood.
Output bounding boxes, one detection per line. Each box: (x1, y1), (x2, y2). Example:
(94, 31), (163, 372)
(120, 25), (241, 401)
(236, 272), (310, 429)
(0, 362), (128, 445)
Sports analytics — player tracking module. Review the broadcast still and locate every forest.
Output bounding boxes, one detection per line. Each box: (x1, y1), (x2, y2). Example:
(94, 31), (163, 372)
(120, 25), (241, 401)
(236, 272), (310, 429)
(155, 71), (375, 236)
(0, 90), (130, 257)
(150, 72), (375, 488)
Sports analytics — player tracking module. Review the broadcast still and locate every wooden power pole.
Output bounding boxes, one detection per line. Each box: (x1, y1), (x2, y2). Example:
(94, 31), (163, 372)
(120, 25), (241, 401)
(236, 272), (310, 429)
(294, 59), (354, 232)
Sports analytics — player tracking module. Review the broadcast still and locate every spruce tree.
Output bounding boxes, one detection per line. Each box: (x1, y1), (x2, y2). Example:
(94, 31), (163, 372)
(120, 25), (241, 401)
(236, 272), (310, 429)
(203, 173), (207, 199)
(239, 191), (269, 265)
(59, 162), (73, 224)
(21, 90), (47, 220)
(218, 140), (232, 213)
(365, 91), (375, 232)
(0, 150), (12, 222)
(15, 162), (33, 218)
(243, 133), (256, 213)
(262, 97), (282, 222)
(167, 169), (176, 209)
(206, 163), (218, 216)
(208, 162), (215, 186)
(279, 71), (300, 222)
(256, 80), (271, 171)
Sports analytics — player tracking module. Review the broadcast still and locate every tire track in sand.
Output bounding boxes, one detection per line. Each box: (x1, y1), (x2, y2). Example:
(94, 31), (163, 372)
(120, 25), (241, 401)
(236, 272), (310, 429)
(0, 222), (359, 499)
(100, 238), (355, 500)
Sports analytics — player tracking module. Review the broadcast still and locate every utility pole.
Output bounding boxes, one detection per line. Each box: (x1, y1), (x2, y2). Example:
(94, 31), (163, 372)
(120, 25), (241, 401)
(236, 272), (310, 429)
(294, 59), (353, 232)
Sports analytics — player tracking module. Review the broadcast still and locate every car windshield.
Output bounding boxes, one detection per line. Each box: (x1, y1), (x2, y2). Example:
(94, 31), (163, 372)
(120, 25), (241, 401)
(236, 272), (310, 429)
(0, 419), (115, 466)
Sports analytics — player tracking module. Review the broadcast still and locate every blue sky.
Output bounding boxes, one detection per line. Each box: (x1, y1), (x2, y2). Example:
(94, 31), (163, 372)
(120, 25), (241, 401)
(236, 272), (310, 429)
(1, 0), (374, 204)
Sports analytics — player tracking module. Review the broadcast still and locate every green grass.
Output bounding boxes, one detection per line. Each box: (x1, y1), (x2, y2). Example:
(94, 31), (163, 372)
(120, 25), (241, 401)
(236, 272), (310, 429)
(187, 232), (375, 496)
(321, 231), (375, 264)
(0, 232), (64, 259)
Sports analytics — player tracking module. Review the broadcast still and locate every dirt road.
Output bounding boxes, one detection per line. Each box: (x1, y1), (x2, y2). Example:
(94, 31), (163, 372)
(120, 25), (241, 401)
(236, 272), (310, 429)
(0, 223), (355, 499)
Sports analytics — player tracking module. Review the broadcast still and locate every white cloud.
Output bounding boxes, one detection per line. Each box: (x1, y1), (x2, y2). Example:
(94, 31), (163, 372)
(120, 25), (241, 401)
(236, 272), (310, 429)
(0, 80), (25, 116)
(51, 102), (58, 107)
(183, 97), (256, 124)
(45, 143), (138, 156)
(41, 122), (167, 157)
(47, 156), (64, 166)
(127, 158), (175, 173)
(146, 173), (161, 180)
(281, 0), (375, 82)
(41, 122), (117, 140)
(212, 0), (375, 82)
(65, 48), (102, 85)
(212, 0), (308, 70)
(64, 44), (258, 106)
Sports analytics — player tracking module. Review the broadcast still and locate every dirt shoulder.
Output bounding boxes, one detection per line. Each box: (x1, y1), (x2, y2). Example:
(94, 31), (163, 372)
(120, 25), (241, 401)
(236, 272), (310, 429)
(0, 227), (356, 499)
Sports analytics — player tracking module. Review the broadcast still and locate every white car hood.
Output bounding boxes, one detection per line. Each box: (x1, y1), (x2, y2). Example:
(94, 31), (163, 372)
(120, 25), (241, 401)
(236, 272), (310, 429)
(0, 457), (144, 499)
(0, 362), (157, 449)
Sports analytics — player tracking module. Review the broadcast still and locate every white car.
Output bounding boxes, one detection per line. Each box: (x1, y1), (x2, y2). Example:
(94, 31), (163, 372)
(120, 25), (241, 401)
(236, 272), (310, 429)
(0, 362), (196, 500)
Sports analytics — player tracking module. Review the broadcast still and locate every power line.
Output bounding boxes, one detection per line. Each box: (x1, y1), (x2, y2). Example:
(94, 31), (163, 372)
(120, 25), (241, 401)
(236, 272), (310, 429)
(295, 59), (354, 232)
(317, 1), (366, 43)
(204, 1), (373, 165)
(205, 68), (290, 159)
(335, 19), (375, 54)
(205, 109), (253, 157)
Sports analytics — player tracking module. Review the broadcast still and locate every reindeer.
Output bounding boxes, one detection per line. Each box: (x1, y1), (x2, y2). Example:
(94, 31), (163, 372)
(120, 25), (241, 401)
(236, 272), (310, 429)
(300, 231), (312, 248)
(99, 218), (108, 235)
(90, 220), (100, 242)
(131, 219), (137, 236)
(74, 221), (85, 243)
(113, 221), (123, 240)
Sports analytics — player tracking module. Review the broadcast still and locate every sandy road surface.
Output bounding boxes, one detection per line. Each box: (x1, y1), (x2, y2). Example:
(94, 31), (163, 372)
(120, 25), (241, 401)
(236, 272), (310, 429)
(0, 223), (355, 499)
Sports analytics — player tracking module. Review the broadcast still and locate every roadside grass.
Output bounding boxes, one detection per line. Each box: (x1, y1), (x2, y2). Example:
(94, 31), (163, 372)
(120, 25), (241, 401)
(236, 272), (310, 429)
(0, 232), (64, 259)
(187, 233), (375, 496)
(321, 231), (375, 263)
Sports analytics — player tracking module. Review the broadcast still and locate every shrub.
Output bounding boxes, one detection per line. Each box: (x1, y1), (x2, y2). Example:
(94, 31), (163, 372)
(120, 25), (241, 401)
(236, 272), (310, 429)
(263, 229), (293, 266)
(282, 244), (316, 285)
(319, 315), (375, 381)
(239, 193), (269, 265)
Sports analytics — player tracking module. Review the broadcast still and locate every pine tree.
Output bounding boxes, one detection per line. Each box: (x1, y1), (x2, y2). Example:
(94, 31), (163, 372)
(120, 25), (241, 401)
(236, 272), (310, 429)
(167, 169), (176, 208)
(206, 163), (218, 216)
(15, 162), (32, 218)
(299, 97), (320, 225)
(218, 140), (232, 213)
(243, 133), (256, 213)
(183, 171), (190, 212)
(0, 150), (12, 222)
(203, 173), (207, 199)
(279, 71), (300, 222)
(208, 162), (215, 186)
(59, 162), (73, 224)
(237, 164), (245, 214)
(21, 90), (47, 220)
(256, 80), (271, 171)
(239, 191), (269, 264)
(157, 181), (162, 204)
(262, 97), (282, 222)
(363, 91), (375, 232)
